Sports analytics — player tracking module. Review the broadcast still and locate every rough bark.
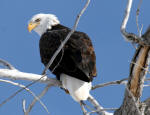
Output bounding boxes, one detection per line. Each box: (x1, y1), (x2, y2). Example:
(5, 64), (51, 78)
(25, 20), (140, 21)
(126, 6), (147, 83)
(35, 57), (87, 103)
(144, 98), (150, 115)
(114, 27), (150, 115)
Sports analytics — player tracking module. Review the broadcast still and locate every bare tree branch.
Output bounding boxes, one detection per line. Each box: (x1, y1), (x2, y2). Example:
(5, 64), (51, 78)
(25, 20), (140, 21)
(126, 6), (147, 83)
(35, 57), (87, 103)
(120, 0), (149, 45)
(92, 78), (128, 90)
(125, 86), (141, 115)
(143, 98), (150, 115)
(25, 84), (52, 115)
(0, 68), (61, 109)
(121, 0), (132, 31)
(136, 0), (143, 37)
(115, 39), (150, 115)
(93, 77), (150, 90)
(88, 94), (106, 115)
(0, 61), (124, 115)
(130, 61), (150, 74)
(0, 69), (61, 86)
(0, 59), (16, 70)
(80, 102), (88, 115)
(0, 79), (49, 114)
(22, 99), (26, 113)
(114, 0), (150, 114)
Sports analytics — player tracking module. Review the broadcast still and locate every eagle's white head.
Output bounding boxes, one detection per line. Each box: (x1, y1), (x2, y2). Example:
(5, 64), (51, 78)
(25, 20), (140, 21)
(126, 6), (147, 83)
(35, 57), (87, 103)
(28, 13), (60, 36)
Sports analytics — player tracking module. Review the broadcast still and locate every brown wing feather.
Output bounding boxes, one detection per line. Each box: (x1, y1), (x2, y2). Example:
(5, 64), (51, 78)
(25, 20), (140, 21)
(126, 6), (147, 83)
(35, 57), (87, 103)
(81, 35), (97, 77)
(40, 24), (97, 82)
(66, 31), (97, 80)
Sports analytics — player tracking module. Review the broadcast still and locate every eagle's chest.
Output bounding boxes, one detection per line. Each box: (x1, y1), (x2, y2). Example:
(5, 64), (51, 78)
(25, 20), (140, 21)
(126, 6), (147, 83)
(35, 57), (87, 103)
(39, 34), (63, 69)
(39, 34), (62, 57)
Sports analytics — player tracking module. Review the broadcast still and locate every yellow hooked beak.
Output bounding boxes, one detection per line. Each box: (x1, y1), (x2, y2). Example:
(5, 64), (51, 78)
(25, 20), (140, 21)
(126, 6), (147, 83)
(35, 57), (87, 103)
(28, 22), (39, 32)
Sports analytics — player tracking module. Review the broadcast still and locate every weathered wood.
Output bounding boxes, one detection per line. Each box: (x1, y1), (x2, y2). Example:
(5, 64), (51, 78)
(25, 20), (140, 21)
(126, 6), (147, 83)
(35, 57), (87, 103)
(114, 46), (150, 115)
(114, 27), (150, 115)
(129, 46), (149, 97)
(144, 98), (150, 115)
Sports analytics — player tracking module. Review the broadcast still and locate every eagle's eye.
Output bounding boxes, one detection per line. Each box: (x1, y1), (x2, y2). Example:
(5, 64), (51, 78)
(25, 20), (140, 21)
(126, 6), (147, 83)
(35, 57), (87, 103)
(35, 18), (41, 22)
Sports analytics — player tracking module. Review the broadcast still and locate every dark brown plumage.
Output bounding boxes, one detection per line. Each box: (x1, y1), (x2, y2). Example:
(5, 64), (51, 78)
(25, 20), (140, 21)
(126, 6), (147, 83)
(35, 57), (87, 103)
(39, 24), (96, 82)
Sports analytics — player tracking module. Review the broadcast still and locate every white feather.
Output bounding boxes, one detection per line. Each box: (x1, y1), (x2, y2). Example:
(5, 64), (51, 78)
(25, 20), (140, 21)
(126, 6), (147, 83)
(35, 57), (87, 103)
(29, 13), (60, 36)
(60, 73), (92, 102)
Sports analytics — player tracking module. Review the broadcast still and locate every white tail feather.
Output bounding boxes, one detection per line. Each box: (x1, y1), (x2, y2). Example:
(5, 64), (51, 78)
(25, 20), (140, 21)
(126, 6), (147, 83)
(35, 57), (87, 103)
(60, 74), (92, 102)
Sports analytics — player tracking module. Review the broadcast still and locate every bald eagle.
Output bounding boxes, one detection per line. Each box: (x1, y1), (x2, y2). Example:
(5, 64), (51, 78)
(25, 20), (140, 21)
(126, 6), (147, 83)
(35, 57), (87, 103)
(28, 13), (97, 102)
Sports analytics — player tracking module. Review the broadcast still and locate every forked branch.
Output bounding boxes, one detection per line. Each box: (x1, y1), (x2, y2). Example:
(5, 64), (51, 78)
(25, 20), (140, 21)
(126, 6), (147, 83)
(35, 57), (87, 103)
(115, 0), (150, 114)
(121, 0), (149, 46)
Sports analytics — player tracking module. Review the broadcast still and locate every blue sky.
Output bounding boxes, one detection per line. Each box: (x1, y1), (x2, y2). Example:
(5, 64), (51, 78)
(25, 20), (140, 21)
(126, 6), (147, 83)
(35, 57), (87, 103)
(0, 0), (150, 115)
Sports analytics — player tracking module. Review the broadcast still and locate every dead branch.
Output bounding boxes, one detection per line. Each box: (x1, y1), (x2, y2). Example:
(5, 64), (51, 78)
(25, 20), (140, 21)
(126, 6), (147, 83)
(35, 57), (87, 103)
(115, 0), (150, 114)
(22, 99), (26, 113)
(92, 78), (128, 90)
(143, 98), (150, 115)
(0, 68), (61, 109)
(80, 102), (88, 115)
(88, 94), (105, 115)
(136, 0), (143, 37)
(0, 69), (61, 86)
(0, 59), (16, 70)
(25, 84), (52, 115)
(121, 0), (149, 46)
(0, 79), (48, 113)
(115, 24), (150, 115)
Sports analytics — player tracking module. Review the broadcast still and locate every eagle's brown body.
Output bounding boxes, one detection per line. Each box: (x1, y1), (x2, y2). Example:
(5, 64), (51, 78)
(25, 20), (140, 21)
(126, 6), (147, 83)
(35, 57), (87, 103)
(39, 24), (97, 82)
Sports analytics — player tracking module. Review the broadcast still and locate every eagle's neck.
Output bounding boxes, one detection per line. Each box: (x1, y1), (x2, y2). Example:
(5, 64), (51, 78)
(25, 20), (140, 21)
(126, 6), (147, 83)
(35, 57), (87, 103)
(46, 24), (69, 32)
(35, 24), (66, 37)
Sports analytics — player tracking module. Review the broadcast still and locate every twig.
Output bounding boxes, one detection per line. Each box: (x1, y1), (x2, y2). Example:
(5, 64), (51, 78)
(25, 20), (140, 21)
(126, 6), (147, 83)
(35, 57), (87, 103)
(0, 79), (49, 114)
(145, 78), (150, 81)
(51, 46), (64, 73)
(22, 99), (26, 113)
(130, 61), (150, 74)
(87, 108), (117, 115)
(99, 108), (118, 111)
(80, 101), (95, 112)
(42, 0), (91, 75)
(0, 59), (15, 70)
(121, 0), (133, 37)
(92, 77), (150, 90)
(80, 102), (88, 115)
(143, 84), (150, 87)
(88, 94), (106, 115)
(1, 67), (150, 88)
(25, 84), (52, 115)
(136, 0), (143, 37)
(120, 0), (148, 45)
(92, 78), (128, 90)
(0, 69), (61, 108)
(125, 86), (141, 115)
(87, 110), (114, 115)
